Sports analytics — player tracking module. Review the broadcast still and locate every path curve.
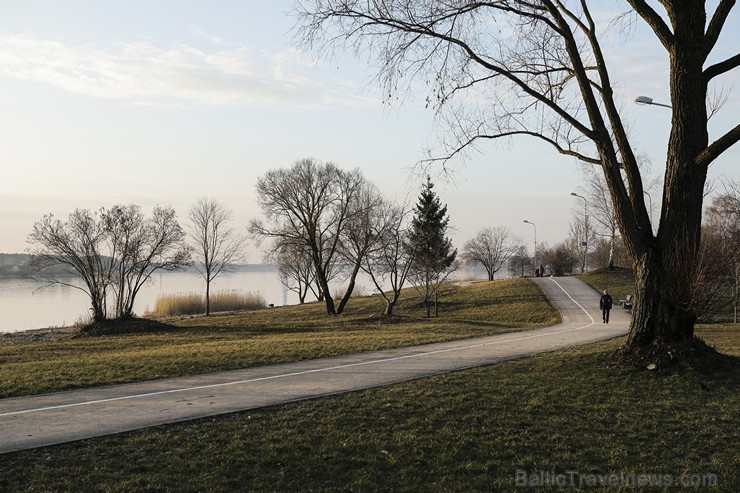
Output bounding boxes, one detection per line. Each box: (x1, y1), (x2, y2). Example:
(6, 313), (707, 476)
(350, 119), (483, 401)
(0, 277), (629, 454)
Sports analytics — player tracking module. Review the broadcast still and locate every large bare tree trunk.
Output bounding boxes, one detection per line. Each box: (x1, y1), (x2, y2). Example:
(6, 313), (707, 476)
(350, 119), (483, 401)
(623, 13), (710, 362)
(626, 170), (708, 359)
(629, 247), (698, 348)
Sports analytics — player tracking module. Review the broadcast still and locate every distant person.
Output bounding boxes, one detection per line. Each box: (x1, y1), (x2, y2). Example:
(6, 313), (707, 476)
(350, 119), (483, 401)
(600, 289), (613, 324)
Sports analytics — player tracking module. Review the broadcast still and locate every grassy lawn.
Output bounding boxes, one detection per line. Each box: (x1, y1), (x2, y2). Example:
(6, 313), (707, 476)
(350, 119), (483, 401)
(581, 267), (636, 305)
(0, 279), (558, 398)
(1, 274), (737, 491)
(1, 327), (737, 492)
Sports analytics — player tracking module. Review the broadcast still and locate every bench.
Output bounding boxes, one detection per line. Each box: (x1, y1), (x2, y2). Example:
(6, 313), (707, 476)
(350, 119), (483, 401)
(619, 295), (633, 310)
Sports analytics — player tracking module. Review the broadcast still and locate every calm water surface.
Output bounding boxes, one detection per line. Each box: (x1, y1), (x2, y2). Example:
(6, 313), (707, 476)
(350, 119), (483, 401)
(0, 265), (488, 333)
(0, 267), (296, 333)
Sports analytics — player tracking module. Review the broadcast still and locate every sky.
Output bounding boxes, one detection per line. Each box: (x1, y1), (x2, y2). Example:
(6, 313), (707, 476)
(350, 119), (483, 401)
(0, 1), (738, 261)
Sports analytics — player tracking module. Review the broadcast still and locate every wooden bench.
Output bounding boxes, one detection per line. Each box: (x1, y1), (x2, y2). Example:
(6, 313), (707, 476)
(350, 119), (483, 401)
(619, 295), (633, 310)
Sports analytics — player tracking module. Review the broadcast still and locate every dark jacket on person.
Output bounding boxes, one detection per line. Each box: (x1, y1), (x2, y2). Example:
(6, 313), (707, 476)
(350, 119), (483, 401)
(600, 294), (613, 310)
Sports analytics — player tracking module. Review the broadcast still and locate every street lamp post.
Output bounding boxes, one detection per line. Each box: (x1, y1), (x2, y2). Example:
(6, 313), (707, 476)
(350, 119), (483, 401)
(523, 220), (537, 277)
(570, 192), (588, 273)
(634, 95), (672, 109)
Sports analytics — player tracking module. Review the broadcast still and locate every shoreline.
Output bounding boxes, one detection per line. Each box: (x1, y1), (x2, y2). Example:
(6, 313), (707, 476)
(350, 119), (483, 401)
(0, 325), (81, 345)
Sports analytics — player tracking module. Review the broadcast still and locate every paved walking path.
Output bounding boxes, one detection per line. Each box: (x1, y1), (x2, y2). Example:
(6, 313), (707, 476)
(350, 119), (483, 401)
(0, 277), (630, 454)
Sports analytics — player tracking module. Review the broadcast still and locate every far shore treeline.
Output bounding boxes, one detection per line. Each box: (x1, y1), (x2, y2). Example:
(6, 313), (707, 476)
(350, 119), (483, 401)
(0, 254), (276, 278)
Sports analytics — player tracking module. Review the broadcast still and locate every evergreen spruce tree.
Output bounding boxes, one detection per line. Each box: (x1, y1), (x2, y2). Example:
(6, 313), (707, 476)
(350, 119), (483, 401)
(406, 176), (457, 317)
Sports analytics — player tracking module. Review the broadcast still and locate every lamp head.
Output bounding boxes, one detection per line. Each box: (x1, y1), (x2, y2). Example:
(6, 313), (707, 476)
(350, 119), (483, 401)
(635, 95), (653, 105)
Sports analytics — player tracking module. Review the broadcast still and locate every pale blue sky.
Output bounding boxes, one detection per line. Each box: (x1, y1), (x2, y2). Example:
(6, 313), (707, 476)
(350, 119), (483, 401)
(0, 1), (737, 259)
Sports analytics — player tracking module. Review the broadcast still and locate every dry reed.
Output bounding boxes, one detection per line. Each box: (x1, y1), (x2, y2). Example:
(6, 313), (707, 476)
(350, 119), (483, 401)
(150, 290), (265, 317)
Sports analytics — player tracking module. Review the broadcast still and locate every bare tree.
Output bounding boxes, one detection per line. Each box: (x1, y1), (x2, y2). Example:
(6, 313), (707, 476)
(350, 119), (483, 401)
(250, 158), (366, 315)
(28, 205), (191, 322)
(189, 198), (245, 316)
(464, 227), (521, 281)
(540, 241), (579, 276)
(702, 180), (740, 322)
(336, 182), (387, 313)
(591, 236), (630, 270)
(104, 205), (191, 319)
(567, 216), (598, 273)
(575, 167), (619, 270)
(28, 209), (112, 322)
(576, 155), (659, 269)
(294, 0), (740, 365)
(509, 245), (534, 278)
(268, 238), (316, 304)
(363, 202), (413, 318)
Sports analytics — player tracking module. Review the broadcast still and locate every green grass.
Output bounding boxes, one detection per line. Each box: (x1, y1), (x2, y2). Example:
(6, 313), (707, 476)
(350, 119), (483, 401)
(0, 279), (559, 398)
(1, 326), (736, 492)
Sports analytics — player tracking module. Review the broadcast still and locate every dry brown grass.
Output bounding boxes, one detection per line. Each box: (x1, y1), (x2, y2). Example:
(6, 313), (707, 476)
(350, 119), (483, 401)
(0, 279), (557, 398)
(148, 290), (266, 317)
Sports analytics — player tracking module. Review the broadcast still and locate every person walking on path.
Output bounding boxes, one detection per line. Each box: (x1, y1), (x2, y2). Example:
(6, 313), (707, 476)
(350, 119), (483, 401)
(600, 289), (613, 324)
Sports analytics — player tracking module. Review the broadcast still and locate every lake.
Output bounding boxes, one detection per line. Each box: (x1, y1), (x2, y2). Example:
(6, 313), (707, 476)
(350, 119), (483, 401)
(0, 266), (295, 333)
(0, 264), (489, 333)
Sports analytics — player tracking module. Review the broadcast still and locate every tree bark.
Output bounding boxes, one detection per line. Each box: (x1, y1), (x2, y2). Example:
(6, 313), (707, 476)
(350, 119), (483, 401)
(625, 163), (707, 354)
(205, 280), (211, 316)
(320, 281), (335, 315)
(622, 7), (709, 361)
(384, 299), (396, 318)
(337, 260), (362, 314)
(628, 247), (698, 349)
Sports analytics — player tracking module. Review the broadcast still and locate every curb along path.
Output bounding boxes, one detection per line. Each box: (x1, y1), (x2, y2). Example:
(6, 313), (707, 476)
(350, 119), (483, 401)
(0, 277), (630, 454)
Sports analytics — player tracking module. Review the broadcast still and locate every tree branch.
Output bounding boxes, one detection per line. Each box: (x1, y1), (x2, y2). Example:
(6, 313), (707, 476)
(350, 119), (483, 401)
(574, 0), (650, 233)
(625, 0), (675, 50)
(695, 123), (740, 168)
(705, 0), (736, 55)
(704, 53), (740, 82)
(319, 3), (597, 139)
(425, 129), (602, 166)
